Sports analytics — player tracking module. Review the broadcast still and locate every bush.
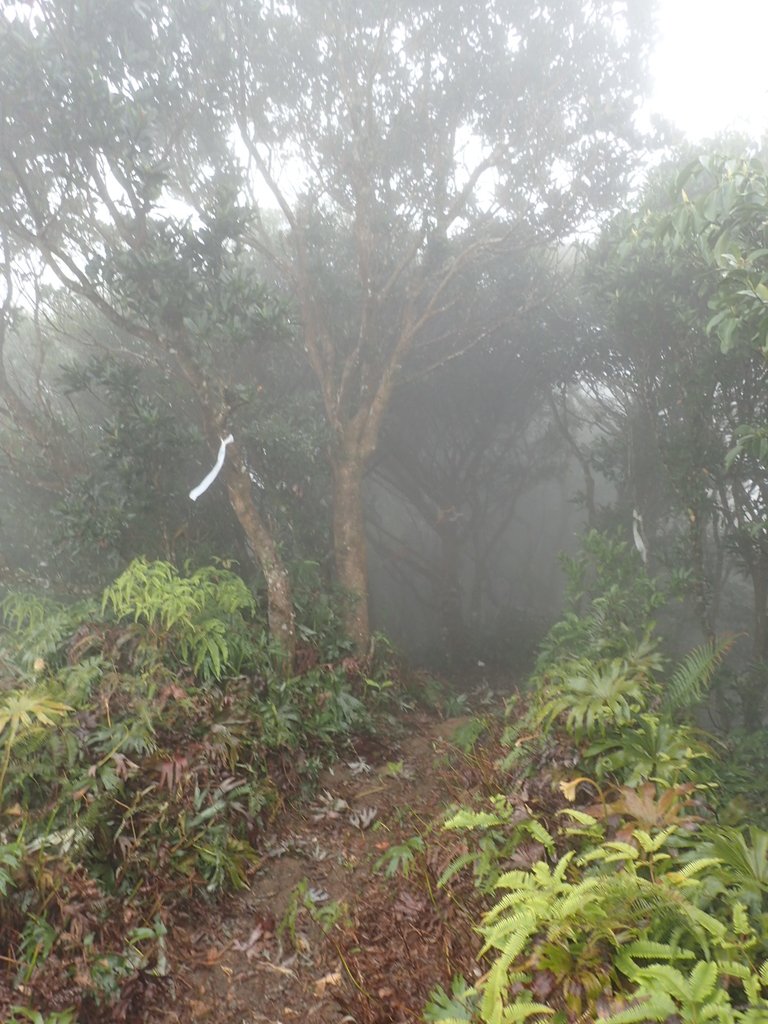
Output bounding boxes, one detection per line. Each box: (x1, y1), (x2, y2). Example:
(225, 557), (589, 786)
(0, 560), (392, 1018)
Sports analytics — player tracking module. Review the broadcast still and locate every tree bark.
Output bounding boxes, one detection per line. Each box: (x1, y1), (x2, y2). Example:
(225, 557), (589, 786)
(183, 363), (297, 669)
(688, 508), (715, 644)
(220, 445), (296, 668)
(745, 552), (768, 731)
(332, 454), (370, 656)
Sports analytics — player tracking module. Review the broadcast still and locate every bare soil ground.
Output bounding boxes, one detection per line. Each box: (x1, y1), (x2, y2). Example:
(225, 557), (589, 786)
(151, 712), (492, 1024)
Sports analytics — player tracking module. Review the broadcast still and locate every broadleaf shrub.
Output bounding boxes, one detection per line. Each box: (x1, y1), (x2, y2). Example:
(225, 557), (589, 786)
(0, 560), (391, 1019)
(425, 531), (767, 1023)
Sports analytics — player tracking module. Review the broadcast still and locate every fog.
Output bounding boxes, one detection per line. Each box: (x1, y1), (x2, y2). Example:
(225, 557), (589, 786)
(0, 0), (767, 721)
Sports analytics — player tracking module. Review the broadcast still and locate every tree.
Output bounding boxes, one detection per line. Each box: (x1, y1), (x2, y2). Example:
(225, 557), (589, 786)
(181, 0), (654, 651)
(370, 245), (567, 664)
(581, 149), (768, 723)
(0, 4), (298, 659)
(0, 0), (654, 654)
(669, 153), (768, 357)
(667, 153), (768, 704)
(0, 239), (92, 588)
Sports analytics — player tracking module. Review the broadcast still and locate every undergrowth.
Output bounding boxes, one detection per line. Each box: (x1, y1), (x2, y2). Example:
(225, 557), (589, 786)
(0, 558), (398, 1021)
(418, 531), (768, 1024)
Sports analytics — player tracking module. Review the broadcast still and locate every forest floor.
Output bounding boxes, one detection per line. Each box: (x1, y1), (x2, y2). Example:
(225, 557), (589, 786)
(150, 709), (496, 1024)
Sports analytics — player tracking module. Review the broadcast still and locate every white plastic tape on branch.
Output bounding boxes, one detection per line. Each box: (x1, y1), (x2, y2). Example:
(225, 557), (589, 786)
(189, 434), (234, 501)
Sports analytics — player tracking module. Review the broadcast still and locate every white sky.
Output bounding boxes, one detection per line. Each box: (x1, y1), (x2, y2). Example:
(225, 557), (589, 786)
(647, 0), (768, 142)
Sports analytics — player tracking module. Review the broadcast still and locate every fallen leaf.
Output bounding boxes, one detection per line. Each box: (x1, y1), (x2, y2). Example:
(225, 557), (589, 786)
(559, 776), (593, 802)
(394, 891), (427, 920)
(232, 915), (275, 959)
(348, 806), (377, 829)
(314, 970), (342, 996)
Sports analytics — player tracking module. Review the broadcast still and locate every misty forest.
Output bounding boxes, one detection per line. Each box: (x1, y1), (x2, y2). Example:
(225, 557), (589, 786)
(3, 2), (768, 1022)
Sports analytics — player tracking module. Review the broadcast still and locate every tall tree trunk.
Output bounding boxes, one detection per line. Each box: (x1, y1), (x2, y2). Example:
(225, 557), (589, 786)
(332, 454), (369, 656)
(189, 379), (296, 668)
(745, 552), (768, 731)
(221, 445), (296, 668)
(688, 508), (715, 643)
(753, 558), (768, 664)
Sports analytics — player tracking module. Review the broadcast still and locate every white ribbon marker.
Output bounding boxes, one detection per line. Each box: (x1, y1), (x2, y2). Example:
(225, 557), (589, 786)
(189, 434), (234, 501)
(632, 508), (648, 565)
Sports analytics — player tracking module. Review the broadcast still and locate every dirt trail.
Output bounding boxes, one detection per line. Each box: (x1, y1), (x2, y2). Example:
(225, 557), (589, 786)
(154, 713), (484, 1024)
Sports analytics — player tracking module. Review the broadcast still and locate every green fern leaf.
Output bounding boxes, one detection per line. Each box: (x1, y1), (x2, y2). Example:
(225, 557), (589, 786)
(493, 870), (539, 893)
(637, 964), (691, 1002)
(600, 993), (675, 1023)
(732, 902), (750, 934)
(621, 939), (695, 962)
(480, 911), (537, 956)
(662, 635), (733, 715)
(500, 1003), (554, 1022)
(715, 960), (752, 981)
(437, 851), (477, 888)
(444, 809), (503, 830)
(688, 959), (718, 1000)
(674, 857), (723, 880)
(522, 819), (555, 854)
(557, 808), (599, 826)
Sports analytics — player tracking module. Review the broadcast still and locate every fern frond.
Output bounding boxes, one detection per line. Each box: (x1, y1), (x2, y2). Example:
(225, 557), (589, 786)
(437, 851), (477, 888)
(557, 808), (599, 826)
(620, 939), (695, 962)
(715, 960), (753, 981)
(688, 959), (718, 1000)
(600, 993), (675, 1024)
(662, 635), (733, 715)
(482, 945), (535, 1024)
(732, 902), (750, 935)
(444, 809), (503, 830)
(480, 912), (537, 956)
(673, 857), (723, 880)
(555, 879), (601, 918)
(522, 819), (555, 855)
(500, 1003), (554, 1022)
(493, 870), (541, 892)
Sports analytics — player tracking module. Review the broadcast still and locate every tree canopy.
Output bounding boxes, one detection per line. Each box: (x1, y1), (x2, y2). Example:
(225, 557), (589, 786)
(0, 0), (655, 654)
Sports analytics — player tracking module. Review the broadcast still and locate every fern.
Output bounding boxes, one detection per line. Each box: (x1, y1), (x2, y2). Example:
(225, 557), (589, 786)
(424, 974), (478, 1022)
(444, 808), (506, 830)
(0, 839), (24, 896)
(602, 961), (743, 1023)
(599, 992), (677, 1024)
(0, 690), (72, 794)
(485, 1001), (553, 1024)
(537, 648), (659, 738)
(102, 558), (257, 681)
(1, 593), (97, 670)
(440, 800), (555, 890)
(618, 938), (695, 964)
(697, 825), (768, 915)
(2, 592), (58, 632)
(663, 635), (733, 716)
(475, 855), (729, 1022)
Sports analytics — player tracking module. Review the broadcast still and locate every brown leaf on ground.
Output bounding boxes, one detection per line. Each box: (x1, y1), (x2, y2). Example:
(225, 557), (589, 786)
(314, 970), (342, 996)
